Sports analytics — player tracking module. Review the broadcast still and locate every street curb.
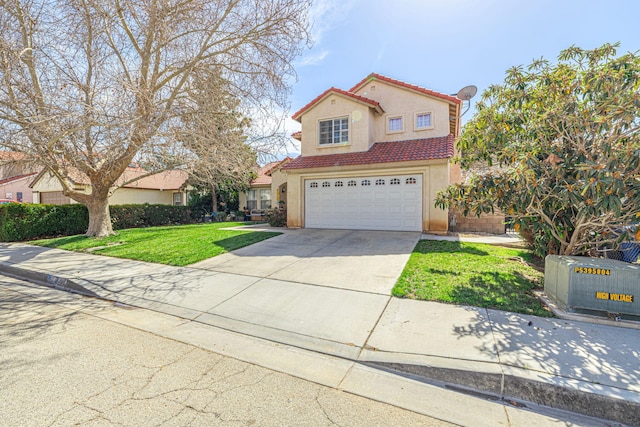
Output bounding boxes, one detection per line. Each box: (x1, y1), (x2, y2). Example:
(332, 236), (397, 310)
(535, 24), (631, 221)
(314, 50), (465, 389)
(0, 262), (101, 299)
(366, 361), (639, 426)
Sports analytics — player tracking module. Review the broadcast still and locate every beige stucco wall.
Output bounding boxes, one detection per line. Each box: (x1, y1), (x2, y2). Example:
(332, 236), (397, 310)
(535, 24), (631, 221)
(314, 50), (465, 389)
(285, 160), (450, 232)
(352, 80), (453, 142)
(271, 169), (287, 205)
(299, 94), (374, 156)
(109, 187), (175, 205)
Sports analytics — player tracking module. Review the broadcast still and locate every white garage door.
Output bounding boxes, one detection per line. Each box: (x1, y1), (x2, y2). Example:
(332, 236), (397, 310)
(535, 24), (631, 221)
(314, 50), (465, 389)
(305, 175), (423, 231)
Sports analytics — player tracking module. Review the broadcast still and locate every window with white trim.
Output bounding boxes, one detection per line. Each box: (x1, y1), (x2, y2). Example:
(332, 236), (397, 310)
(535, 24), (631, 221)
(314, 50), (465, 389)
(259, 189), (271, 209)
(319, 117), (349, 145)
(415, 112), (433, 130)
(173, 192), (182, 206)
(246, 189), (258, 210)
(387, 115), (404, 133)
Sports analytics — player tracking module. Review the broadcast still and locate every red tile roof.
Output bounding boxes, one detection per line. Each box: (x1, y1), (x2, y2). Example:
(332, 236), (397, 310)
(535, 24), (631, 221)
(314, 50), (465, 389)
(249, 158), (292, 186)
(281, 135), (454, 171)
(49, 166), (188, 190)
(349, 73), (461, 105)
(291, 87), (383, 121)
(0, 172), (38, 186)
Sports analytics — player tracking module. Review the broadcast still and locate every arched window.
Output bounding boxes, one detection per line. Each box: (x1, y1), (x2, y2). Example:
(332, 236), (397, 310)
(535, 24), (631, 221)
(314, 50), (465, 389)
(310, 182), (318, 188)
(406, 177), (417, 184)
(335, 181), (343, 187)
(375, 179), (385, 186)
(322, 181), (331, 187)
(347, 180), (357, 187)
(390, 178), (401, 185)
(361, 179), (371, 186)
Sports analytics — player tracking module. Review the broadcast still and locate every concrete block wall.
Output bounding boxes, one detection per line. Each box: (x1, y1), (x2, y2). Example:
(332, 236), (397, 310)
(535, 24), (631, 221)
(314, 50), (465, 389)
(448, 209), (507, 235)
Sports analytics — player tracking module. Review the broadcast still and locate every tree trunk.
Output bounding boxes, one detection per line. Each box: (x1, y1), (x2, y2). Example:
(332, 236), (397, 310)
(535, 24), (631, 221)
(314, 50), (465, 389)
(211, 186), (218, 213)
(85, 196), (114, 237)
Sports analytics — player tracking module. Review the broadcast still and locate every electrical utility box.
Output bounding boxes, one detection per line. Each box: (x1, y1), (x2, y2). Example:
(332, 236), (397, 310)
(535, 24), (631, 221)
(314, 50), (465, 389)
(545, 255), (640, 316)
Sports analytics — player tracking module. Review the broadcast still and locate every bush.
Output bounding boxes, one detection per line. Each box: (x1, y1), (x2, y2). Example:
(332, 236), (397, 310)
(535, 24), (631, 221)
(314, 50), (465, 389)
(266, 208), (287, 227)
(0, 203), (89, 241)
(0, 203), (200, 241)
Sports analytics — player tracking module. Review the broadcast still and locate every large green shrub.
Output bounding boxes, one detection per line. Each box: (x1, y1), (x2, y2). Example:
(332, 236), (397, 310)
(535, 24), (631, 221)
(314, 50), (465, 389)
(0, 203), (89, 241)
(0, 203), (200, 241)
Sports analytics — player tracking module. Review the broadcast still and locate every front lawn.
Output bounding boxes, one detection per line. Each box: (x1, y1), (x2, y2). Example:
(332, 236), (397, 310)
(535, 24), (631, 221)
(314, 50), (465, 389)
(31, 222), (281, 266)
(393, 240), (551, 317)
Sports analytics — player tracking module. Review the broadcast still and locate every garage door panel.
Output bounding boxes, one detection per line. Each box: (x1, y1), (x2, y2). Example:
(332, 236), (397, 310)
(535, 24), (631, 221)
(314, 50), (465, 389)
(305, 175), (423, 232)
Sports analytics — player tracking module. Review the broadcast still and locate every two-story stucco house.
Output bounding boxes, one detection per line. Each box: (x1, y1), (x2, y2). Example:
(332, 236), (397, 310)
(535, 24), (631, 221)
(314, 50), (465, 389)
(281, 73), (462, 232)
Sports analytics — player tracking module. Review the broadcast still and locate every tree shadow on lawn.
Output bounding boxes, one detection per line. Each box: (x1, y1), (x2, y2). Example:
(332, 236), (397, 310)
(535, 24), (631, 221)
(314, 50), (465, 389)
(449, 270), (549, 317)
(415, 239), (490, 256)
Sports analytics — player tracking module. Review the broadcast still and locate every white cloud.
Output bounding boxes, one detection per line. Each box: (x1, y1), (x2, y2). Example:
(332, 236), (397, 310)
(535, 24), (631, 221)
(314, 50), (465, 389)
(295, 50), (330, 67)
(308, 0), (359, 43)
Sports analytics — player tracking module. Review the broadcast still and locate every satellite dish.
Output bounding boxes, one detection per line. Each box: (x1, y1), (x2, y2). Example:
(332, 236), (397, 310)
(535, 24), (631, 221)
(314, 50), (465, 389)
(456, 85), (477, 101)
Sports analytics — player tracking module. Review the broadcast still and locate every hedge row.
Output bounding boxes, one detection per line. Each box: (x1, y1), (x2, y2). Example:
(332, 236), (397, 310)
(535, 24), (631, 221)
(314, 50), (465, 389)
(0, 203), (200, 242)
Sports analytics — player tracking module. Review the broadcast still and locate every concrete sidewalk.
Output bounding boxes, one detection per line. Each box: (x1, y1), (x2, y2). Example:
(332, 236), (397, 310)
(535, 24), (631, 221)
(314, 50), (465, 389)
(0, 236), (638, 426)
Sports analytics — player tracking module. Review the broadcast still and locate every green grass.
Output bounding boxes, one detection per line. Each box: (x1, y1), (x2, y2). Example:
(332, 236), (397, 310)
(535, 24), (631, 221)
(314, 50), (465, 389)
(31, 222), (281, 266)
(393, 240), (551, 317)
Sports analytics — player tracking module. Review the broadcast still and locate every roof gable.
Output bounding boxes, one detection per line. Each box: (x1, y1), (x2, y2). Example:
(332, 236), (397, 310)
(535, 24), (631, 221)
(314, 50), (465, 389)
(281, 135), (454, 170)
(249, 157), (292, 186)
(349, 73), (461, 105)
(291, 87), (383, 122)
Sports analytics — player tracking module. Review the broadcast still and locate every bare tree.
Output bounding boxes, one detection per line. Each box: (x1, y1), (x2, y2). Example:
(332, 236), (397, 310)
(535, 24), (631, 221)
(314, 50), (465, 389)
(0, 0), (310, 236)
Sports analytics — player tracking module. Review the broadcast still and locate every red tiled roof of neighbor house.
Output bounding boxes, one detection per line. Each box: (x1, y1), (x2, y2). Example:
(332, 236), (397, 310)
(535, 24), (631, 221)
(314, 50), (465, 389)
(282, 135), (454, 170)
(0, 172), (38, 186)
(0, 151), (29, 161)
(121, 169), (188, 190)
(50, 166), (188, 190)
(349, 73), (461, 105)
(249, 158), (292, 186)
(291, 87), (383, 121)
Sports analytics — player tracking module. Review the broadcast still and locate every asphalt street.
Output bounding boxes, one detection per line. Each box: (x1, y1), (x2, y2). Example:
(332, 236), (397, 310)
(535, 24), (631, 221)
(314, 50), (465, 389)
(0, 274), (454, 427)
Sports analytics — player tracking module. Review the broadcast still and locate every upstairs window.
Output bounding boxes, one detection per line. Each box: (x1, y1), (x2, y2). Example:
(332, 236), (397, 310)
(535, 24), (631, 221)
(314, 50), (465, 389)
(319, 117), (349, 145)
(415, 112), (433, 130)
(387, 116), (404, 133)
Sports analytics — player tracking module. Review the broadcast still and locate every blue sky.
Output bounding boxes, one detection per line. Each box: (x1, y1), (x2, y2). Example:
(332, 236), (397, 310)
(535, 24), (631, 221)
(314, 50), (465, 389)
(283, 0), (640, 147)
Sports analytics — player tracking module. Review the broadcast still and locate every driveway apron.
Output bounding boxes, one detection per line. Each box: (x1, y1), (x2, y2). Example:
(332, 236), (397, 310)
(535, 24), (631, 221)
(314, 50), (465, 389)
(190, 229), (420, 294)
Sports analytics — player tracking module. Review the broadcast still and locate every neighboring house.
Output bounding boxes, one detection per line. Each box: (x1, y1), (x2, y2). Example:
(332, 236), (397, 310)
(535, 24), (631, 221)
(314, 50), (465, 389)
(30, 167), (191, 206)
(0, 173), (39, 203)
(0, 151), (41, 202)
(280, 73), (463, 232)
(239, 158), (291, 211)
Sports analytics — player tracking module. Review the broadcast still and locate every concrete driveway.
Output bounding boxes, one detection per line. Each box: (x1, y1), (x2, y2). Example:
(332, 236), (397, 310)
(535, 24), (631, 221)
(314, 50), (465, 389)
(189, 228), (420, 295)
